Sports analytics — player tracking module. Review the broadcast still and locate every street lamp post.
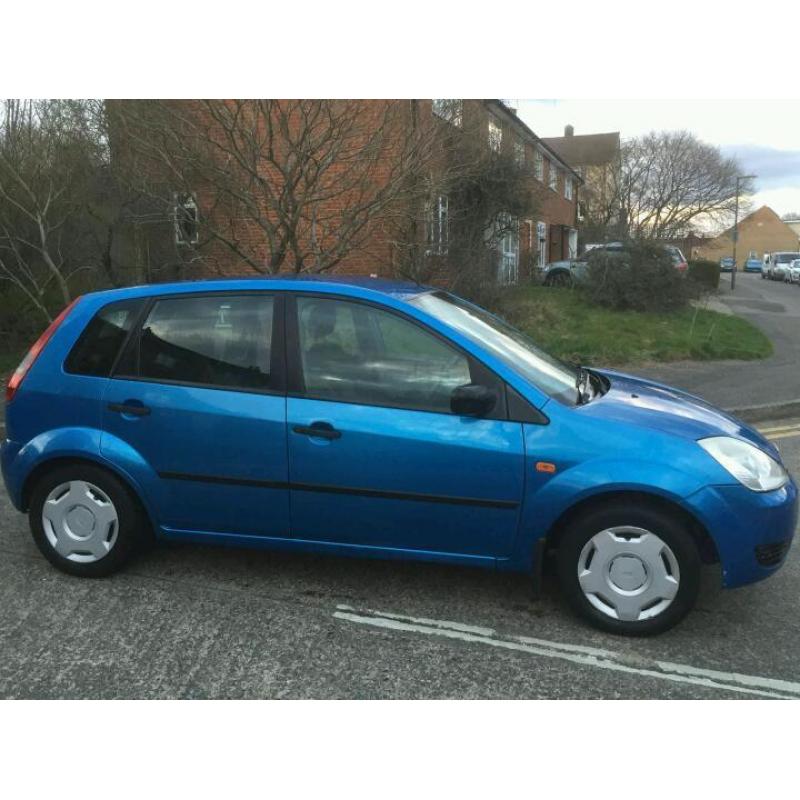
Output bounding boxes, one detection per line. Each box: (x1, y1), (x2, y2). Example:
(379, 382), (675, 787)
(731, 174), (756, 291)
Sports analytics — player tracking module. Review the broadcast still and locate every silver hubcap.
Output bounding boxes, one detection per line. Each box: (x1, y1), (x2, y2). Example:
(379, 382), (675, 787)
(42, 481), (119, 563)
(577, 526), (680, 622)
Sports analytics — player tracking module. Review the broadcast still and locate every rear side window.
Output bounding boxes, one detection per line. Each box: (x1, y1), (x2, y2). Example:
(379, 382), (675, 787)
(126, 294), (276, 391)
(65, 299), (143, 377)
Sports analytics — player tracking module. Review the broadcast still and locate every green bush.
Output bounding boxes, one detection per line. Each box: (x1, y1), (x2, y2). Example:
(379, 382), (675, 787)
(688, 259), (721, 290)
(583, 241), (693, 313)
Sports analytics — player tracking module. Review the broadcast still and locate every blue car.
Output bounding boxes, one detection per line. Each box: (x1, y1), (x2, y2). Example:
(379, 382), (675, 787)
(2, 277), (796, 635)
(744, 258), (763, 273)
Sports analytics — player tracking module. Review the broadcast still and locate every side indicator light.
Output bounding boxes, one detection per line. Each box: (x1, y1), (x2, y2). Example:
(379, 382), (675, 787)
(536, 461), (557, 474)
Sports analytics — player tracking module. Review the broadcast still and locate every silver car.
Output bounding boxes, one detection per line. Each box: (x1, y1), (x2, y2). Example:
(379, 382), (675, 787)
(769, 252), (800, 281)
(789, 259), (800, 284)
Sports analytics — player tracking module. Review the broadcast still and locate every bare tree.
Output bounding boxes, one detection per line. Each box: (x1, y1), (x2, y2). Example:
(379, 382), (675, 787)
(112, 100), (446, 275)
(0, 99), (112, 320)
(615, 131), (753, 240)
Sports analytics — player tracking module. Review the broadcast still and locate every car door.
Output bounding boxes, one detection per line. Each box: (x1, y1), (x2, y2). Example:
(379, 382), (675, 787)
(100, 291), (290, 538)
(285, 294), (525, 559)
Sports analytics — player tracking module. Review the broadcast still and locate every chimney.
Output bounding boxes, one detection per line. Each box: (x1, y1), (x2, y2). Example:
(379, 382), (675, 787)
(565, 124), (574, 137)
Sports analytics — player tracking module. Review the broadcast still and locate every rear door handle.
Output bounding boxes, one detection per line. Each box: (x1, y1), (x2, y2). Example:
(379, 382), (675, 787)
(108, 402), (151, 417)
(292, 423), (341, 440)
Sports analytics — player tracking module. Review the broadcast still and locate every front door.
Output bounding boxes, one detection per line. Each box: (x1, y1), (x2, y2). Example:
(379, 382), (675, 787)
(286, 295), (525, 558)
(101, 292), (289, 538)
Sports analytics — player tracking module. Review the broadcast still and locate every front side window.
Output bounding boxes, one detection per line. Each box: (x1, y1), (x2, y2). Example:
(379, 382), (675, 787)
(66, 299), (143, 377)
(431, 99), (463, 128)
(296, 296), (473, 414)
(128, 294), (275, 391)
(410, 291), (579, 405)
(488, 119), (503, 153)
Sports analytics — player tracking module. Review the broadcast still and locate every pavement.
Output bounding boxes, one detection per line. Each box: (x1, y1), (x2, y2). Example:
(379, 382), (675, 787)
(2, 418), (800, 699)
(633, 272), (800, 413)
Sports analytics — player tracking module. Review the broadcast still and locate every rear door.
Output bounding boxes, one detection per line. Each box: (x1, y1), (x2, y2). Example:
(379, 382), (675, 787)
(285, 294), (525, 558)
(100, 291), (289, 538)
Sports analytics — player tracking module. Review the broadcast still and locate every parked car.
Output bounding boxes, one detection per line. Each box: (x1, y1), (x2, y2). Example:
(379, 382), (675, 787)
(542, 259), (587, 287)
(2, 277), (796, 635)
(768, 252), (800, 281)
(720, 257), (735, 273)
(743, 257), (762, 273)
(788, 259), (800, 284)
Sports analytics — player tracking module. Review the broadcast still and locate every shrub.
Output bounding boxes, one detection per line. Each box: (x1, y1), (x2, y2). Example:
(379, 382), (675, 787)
(688, 259), (721, 290)
(583, 241), (693, 312)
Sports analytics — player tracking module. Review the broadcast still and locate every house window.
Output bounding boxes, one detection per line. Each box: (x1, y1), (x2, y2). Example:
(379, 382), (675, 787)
(488, 119), (503, 153)
(534, 150), (544, 181)
(514, 139), (525, 167)
(174, 192), (199, 246)
(426, 195), (449, 255)
(431, 99), (463, 128)
(565, 175), (573, 201)
(496, 212), (519, 285)
(548, 162), (558, 191)
(537, 221), (547, 268)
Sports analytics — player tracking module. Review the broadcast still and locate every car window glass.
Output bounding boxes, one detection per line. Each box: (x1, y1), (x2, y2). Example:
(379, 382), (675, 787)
(65, 299), (143, 377)
(136, 295), (274, 390)
(296, 296), (472, 413)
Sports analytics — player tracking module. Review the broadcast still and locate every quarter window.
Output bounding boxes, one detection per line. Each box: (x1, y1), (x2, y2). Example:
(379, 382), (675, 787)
(130, 295), (275, 391)
(65, 299), (144, 377)
(296, 297), (473, 414)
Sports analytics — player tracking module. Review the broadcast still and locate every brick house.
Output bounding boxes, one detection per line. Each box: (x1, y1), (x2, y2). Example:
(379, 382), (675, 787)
(541, 125), (621, 248)
(111, 99), (581, 286)
(695, 205), (800, 264)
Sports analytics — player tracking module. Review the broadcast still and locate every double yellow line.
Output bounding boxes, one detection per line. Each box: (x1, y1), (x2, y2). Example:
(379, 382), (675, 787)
(758, 422), (800, 442)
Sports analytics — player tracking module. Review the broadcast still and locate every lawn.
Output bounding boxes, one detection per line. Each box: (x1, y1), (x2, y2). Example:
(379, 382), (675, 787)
(495, 285), (772, 366)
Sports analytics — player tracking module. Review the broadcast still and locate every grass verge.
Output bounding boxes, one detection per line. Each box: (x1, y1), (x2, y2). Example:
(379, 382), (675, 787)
(497, 285), (772, 366)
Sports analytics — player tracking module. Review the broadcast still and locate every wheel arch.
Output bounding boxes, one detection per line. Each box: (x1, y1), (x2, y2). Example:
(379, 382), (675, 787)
(21, 455), (156, 537)
(544, 489), (720, 565)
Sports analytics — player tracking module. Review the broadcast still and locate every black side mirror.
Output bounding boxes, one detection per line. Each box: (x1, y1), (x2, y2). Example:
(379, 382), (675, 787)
(451, 383), (497, 417)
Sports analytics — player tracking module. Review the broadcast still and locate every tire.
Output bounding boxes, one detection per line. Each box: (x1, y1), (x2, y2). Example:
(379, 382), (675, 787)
(546, 272), (573, 289)
(557, 501), (701, 636)
(29, 463), (148, 577)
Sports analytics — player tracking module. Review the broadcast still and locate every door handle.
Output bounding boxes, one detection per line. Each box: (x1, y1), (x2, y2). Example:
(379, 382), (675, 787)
(292, 423), (341, 440)
(108, 402), (151, 417)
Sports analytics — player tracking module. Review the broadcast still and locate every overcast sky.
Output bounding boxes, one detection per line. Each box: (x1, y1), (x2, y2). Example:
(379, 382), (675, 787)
(517, 100), (800, 220)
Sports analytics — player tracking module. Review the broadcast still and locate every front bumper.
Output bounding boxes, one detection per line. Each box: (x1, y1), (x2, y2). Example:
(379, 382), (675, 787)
(686, 478), (798, 588)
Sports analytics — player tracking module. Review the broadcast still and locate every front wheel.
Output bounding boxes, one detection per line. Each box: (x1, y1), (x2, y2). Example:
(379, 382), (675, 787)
(29, 463), (147, 577)
(557, 502), (701, 635)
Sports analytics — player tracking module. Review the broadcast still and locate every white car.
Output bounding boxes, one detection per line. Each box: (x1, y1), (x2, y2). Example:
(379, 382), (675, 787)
(789, 259), (800, 284)
(769, 251), (800, 281)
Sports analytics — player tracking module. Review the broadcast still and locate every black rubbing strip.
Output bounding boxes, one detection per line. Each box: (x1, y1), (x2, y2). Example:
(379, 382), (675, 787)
(157, 472), (517, 509)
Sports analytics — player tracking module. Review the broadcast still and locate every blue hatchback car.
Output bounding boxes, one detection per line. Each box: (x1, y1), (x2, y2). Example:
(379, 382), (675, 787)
(2, 277), (796, 635)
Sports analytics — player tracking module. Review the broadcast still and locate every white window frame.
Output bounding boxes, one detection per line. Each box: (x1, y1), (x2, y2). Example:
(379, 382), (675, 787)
(537, 221), (547, 268)
(488, 119), (503, 153)
(496, 212), (519, 285)
(534, 149), (544, 181)
(514, 139), (525, 167)
(174, 192), (199, 246)
(565, 175), (573, 201)
(548, 161), (558, 192)
(431, 99), (463, 128)
(426, 195), (449, 256)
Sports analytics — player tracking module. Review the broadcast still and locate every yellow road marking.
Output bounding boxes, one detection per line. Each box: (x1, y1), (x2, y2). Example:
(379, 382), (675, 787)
(757, 423), (800, 435)
(765, 430), (800, 441)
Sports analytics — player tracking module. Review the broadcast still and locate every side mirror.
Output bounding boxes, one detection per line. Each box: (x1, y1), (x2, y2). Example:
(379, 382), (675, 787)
(451, 383), (497, 417)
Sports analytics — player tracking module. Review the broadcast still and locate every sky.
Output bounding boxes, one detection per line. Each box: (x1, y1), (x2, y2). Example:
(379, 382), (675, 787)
(516, 100), (800, 221)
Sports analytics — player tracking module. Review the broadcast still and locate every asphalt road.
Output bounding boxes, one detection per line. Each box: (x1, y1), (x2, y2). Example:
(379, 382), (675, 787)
(635, 271), (800, 410)
(2, 419), (800, 699)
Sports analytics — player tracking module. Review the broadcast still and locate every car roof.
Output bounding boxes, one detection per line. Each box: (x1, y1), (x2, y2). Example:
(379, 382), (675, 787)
(79, 274), (433, 304)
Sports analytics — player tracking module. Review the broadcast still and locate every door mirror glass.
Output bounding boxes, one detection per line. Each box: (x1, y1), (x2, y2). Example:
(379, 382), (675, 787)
(450, 384), (497, 417)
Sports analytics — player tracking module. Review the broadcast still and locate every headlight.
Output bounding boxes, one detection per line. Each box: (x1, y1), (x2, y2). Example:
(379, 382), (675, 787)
(699, 436), (788, 492)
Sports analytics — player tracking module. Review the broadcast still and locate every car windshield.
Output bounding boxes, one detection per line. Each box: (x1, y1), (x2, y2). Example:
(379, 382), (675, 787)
(775, 253), (800, 263)
(409, 291), (580, 405)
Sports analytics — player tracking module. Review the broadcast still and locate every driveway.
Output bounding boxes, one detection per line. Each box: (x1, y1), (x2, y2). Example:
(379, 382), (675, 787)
(2, 418), (800, 699)
(633, 272), (800, 411)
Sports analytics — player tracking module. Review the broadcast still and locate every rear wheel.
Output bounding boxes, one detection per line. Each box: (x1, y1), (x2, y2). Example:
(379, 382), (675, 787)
(557, 502), (701, 635)
(29, 463), (147, 577)
(546, 271), (573, 289)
